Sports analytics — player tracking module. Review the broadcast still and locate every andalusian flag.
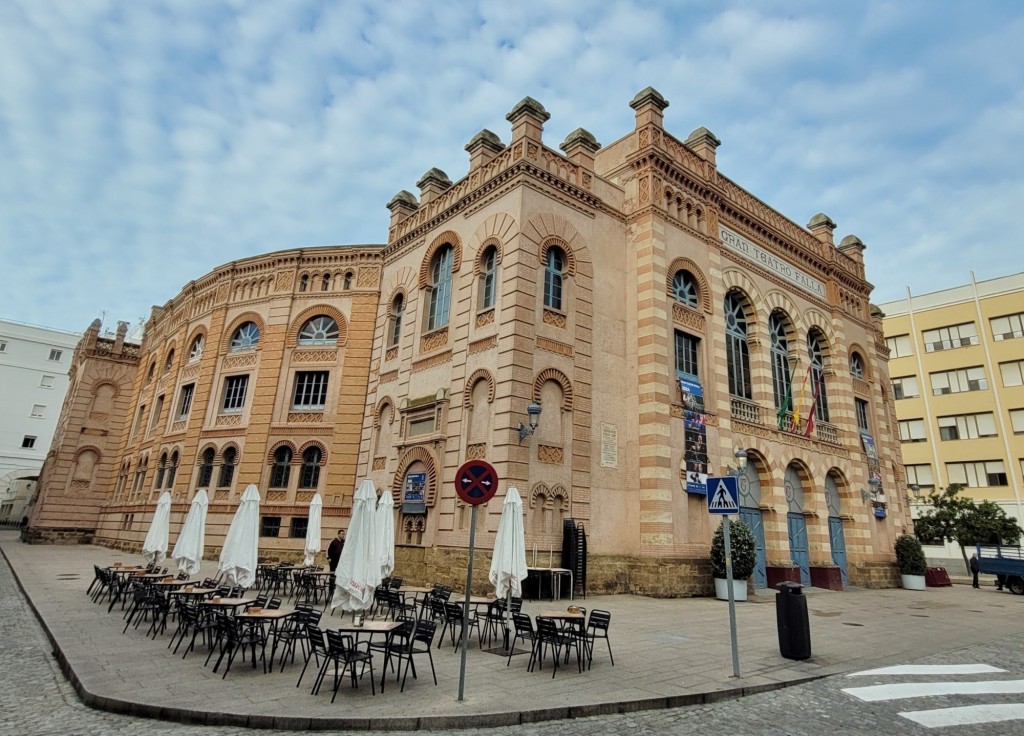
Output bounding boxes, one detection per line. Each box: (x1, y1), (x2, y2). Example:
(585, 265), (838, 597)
(793, 364), (812, 428)
(804, 369), (822, 438)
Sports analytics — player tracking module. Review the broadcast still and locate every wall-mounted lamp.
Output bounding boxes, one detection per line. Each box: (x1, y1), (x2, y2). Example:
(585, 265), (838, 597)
(905, 484), (921, 505)
(861, 477), (887, 517)
(518, 401), (542, 444)
(725, 448), (748, 477)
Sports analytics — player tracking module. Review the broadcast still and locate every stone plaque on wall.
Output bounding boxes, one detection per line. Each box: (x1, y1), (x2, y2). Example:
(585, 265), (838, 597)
(600, 423), (617, 469)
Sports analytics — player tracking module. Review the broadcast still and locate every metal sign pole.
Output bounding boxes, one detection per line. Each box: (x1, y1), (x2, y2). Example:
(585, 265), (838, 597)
(723, 514), (741, 678)
(457, 504), (478, 701)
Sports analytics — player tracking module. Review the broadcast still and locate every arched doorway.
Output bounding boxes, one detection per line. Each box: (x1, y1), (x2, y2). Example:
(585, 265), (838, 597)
(825, 472), (848, 586)
(738, 457), (767, 589)
(785, 463), (810, 586)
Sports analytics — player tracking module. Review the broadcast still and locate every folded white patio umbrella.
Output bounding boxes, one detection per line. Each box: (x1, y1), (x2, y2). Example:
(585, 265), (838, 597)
(489, 486), (528, 601)
(171, 489), (208, 577)
(331, 479), (381, 612)
(375, 489), (395, 580)
(304, 492), (323, 566)
(218, 484), (261, 588)
(141, 491), (173, 565)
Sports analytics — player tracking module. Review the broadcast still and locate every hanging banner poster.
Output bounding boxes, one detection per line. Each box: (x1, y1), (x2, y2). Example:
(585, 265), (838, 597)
(680, 376), (708, 495)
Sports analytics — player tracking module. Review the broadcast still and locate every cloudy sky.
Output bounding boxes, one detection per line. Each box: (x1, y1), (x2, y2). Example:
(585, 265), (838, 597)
(1, 1), (1022, 334)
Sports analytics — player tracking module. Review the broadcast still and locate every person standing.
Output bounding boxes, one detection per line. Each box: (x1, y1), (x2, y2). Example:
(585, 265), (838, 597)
(970, 552), (980, 588)
(327, 529), (345, 572)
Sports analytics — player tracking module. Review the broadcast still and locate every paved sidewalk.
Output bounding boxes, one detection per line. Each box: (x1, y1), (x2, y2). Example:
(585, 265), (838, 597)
(3, 531), (1022, 731)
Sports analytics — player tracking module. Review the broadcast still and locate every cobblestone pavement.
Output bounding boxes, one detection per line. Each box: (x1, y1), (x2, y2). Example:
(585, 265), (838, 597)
(5, 550), (1024, 736)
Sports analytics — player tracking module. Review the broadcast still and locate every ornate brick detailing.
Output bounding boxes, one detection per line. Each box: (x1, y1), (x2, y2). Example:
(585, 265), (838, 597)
(357, 266), (379, 287)
(543, 309), (566, 327)
(539, 238), (577, 277)
(286, 305), (348, 349)
(536, 337), (574, 357)
(814, 422), (840, 446)
(468, 336), (496, 354)
(275, 271), (294, 292)
(533, 368), (574, 411)
(169, 420), (187, 434)
(223, 353), (257, 370)
(213, 490), (230, 501)
(393, 446), (438, 506)
(298, 440), (328, 462)
(466, 443), (486, 460)
(89, 412), (109, 422)
(266, 490), (287, 503)
(215, 414), (242, 427)
(420, 327), (448, 353)
(665, 258), (713, 314)
(475, 309), (495, 327)
(181, 363), (201, 380)
(672, 303), (706, 333)
(69, 480), (90, 493)
(372, 457), (386, 471)
(463, 369), (495, 407)
(288, 411), (324, 423)
(385, 347), (398, 362)
(266, 441), (297, 463)
(639, 176), (650, 205)
(852, 377), (870, 396)
(537, 445), (564, 464)
(380, 370), (398, 384)
(295, 491), (316, 504)
(418, 232), (463, 288)
(411, 350), (452, 372)
(292, 349), (337, 363)
(220, 312), (266, 353)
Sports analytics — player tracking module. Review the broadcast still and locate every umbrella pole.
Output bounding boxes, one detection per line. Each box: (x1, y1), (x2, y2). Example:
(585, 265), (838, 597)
(503, 590), (512, 652)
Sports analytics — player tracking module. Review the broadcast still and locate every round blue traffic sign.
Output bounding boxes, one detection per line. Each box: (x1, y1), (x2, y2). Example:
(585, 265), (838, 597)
(454, 460), (499, 506)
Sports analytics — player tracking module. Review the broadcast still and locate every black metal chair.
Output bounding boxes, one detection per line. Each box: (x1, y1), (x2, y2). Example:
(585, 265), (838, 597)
(397, 619), (438, 692)
(296, 625), (328, 691)
(533, 617), (580, 678)
(314, 630), (375, 701)
(582, 609), (614, 669)
(507, 612), (538, 668)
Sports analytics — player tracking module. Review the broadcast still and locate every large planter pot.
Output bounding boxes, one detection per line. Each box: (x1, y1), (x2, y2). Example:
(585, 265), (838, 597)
(714, 578), (748, 601)
(901, 574), (926, 590)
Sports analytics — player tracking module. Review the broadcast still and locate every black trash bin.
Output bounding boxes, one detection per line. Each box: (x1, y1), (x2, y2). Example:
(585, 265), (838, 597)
(776, 582), (811, 660)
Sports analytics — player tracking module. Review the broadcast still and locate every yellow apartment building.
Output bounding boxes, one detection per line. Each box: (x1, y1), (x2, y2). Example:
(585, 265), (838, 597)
(879, 272), (1024, 566)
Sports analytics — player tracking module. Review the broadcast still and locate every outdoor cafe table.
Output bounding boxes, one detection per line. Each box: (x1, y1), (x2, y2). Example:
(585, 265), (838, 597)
(169, 587), (217, 599)
(333, 620), (404, 693)
(237, 608), (299, 669)
(536, 610), (585, 621)
(199, 597), (258, 613)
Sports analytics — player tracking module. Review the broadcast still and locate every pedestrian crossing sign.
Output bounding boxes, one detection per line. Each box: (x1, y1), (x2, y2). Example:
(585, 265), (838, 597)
(706, 476), (739, 515)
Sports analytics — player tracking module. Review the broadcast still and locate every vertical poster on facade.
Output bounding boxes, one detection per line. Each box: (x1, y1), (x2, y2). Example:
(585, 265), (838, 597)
(860, 431), (884, 496)
(680, 376), (708, 495)
(402, 471), (426, 515)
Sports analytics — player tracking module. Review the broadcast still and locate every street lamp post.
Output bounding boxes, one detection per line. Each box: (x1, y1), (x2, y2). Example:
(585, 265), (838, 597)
(723, 448), (747, 678)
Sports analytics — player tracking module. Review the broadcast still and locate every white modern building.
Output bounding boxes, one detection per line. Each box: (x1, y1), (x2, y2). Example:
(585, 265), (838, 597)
(0, 319), (80, 525)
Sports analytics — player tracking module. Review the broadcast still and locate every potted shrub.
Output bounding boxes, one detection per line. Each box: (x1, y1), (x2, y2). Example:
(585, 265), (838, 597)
(895, 534), (927, 590)
(710, 518), (756, 601)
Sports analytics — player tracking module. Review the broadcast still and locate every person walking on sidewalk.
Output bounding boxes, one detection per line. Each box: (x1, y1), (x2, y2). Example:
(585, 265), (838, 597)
(970, 552), (980, 588)
(327, 529), (345, 572)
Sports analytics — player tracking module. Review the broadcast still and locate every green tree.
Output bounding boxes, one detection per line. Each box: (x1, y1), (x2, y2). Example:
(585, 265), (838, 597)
(913, 484), (1023, 573)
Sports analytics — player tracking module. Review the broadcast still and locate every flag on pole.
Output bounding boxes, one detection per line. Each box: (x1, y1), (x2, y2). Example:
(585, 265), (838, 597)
(804, 368), (822, 437)
(792, 363), (811, 429)
(776, 361), (796, 430)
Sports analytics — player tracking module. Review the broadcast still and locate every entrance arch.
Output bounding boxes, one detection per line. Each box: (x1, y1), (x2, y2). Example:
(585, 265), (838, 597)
(785, 463), (811, 586)
(825, 471), (848, 586)
(738, 453), (767, 589)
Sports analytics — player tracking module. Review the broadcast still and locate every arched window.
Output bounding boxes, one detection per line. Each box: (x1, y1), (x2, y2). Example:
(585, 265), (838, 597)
(427, 245), (454, 331)
(769, 312), (793, 412)
(808, 331), (830, 422)
(299, 274), (309, 292)
(229, 322), (260, 352)
(166, 451), (178, 488)
(299, 446), (322, 489)
(298, 316), (339, 346)
(849, 352), (865, 379)
(321, 274), (331, 291)
(672, 270), (698, 308)
(725, 292), (752, 400)
(343, 272), (353, 290)
(163, 349), (175, 374)
(219, 447), (237, 488)
(389, 294), (404, 347)
(543, 246), (565, 311)
(188, 335), (204, 363)
(270, 447), (292, 488)
(197, 448), (215, 488)
(146, 362), (156, 384)
(155, 452), (168, 489)
(479, 246), (498, 310)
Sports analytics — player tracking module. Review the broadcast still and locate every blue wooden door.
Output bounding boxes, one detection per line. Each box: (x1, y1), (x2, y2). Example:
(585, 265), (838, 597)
(828, 516), (848, 587)
(739, 508), (767, 588)
(787, 512), (810, 586)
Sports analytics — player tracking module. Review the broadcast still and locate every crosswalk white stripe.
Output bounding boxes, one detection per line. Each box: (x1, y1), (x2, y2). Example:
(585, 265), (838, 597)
(900, 704), (1024, 728)
(843, 679), (1024, 702)
(847, 664), (1005, 677)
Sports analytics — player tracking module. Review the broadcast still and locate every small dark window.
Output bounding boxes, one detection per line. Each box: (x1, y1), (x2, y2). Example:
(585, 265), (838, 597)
(197, 448), (215, 488)
(290, 517), (309, 539)
(260, 516), (282, 538)
(22, 435), (37, 449)
(299, 446), (322, 489)
(270, 447), (292, 488)
(218, 447), (237, 488)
